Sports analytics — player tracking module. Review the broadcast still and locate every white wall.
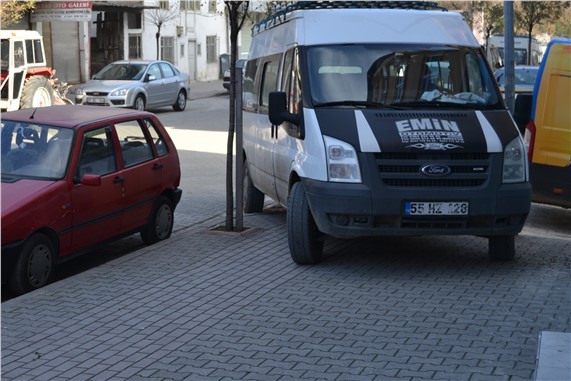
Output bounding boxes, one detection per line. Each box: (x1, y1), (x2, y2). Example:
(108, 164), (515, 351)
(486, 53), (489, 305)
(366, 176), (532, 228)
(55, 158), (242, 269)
(135, 1), (228, 81)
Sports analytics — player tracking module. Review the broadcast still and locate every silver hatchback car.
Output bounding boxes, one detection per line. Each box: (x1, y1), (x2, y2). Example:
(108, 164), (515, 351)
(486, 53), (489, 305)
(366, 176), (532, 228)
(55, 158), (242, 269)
(73, 60), (190, 111)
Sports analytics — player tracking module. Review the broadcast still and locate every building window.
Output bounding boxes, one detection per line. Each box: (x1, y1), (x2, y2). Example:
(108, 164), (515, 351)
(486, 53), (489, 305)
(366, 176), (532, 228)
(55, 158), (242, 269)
(161, 36), (175, 63)
(129, 34), (142, 59)
(159, 1), (169, 10)
(127, 12), (142, 29)
(180, 1), (200, 11)
(208, 0), (216, 13)
(206, 35), (217, 63)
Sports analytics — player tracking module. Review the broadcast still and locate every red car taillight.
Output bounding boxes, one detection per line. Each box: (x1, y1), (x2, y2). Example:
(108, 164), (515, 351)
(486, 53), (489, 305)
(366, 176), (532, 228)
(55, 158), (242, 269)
(523, 119), (536, 162)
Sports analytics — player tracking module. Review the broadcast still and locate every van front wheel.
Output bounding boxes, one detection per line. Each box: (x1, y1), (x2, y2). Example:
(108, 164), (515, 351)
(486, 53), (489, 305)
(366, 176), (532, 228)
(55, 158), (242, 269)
(287, 182), (323, 264)
(488, 235), (515, 261)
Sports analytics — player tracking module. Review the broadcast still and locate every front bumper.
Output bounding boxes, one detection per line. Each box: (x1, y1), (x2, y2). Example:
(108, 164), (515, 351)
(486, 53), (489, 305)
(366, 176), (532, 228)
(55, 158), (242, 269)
(302, 178), (532, 238)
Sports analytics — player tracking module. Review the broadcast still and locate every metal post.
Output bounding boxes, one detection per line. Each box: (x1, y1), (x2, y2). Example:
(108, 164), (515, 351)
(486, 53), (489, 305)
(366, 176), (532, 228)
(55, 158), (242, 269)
(235, 64), (244, 231)
(504, 1), (515, 113)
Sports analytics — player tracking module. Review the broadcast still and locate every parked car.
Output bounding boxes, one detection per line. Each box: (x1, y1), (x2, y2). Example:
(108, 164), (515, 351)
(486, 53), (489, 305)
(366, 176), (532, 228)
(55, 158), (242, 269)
(223, 59), (247, 91)
(1, 105), (182, 295)
(494, 65), (540, 96)
(72, 60), (190, 111)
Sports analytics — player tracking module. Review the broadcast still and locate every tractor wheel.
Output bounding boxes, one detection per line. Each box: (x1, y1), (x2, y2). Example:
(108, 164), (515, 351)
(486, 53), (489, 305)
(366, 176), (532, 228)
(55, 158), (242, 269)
(20, 75), (55, 109)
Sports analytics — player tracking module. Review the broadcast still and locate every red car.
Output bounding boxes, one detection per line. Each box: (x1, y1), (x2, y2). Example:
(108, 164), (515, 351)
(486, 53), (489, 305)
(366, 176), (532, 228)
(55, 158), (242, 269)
(1, 105), (182, 295)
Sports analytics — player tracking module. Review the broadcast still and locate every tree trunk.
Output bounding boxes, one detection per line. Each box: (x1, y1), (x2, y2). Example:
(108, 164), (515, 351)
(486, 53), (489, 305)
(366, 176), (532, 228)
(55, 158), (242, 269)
(224, 4), (240, 231)
(156, 24), (162, 60)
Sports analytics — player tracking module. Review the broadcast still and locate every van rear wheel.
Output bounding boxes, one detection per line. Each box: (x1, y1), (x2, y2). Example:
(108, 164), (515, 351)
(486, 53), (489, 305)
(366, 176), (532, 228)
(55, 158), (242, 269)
(488, 235), (515, 261)
(287, 182), (323, 264)
(243, 160), (264, 213)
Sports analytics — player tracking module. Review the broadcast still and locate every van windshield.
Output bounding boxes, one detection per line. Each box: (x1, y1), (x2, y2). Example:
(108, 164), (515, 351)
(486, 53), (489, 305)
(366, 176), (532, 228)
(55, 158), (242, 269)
(306, 44), (501, 109)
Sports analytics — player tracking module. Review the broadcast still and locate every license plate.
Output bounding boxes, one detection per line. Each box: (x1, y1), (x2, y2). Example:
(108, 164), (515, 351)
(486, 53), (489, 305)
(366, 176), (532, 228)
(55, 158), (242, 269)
(405, 201), (469, 215)
(87, 97), (105, 104)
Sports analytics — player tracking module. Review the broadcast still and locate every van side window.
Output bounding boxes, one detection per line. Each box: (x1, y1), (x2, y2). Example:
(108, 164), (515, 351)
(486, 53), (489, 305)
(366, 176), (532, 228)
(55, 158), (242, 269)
(243, 58), (259, 111)
(282, 48), (303, 115)
(260, 59), (280, 109)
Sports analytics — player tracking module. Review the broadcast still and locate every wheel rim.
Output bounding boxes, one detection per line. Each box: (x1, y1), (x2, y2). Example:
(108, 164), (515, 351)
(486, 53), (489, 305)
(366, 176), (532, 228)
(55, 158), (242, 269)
(27, 243), (52, 287)
(136, 97), (144, 110)
(155, 204), (173, 239)
(177, 93), (185, 109)
(32, 87), (52, 107)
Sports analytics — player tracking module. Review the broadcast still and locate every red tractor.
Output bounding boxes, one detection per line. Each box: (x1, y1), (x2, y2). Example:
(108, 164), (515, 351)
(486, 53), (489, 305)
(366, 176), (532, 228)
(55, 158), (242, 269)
(1, 30), (60, 112)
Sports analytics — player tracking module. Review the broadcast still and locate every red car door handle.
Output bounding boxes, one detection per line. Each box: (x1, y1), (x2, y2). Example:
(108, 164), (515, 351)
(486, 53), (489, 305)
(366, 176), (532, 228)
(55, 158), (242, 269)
(152, 163), (163, 170)
(114, 176), (126, 184)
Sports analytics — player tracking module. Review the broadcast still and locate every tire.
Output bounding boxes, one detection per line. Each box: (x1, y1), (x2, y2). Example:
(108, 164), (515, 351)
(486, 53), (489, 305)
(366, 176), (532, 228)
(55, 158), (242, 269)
(9, 233), (56, 295)
(172, 91), (187, 111)
(488, 235), (516, 261)
(243, 160), (264, 213)
(20, 75), (55, 109)
(141, 196), (174, 245)
(133, 95), (146, 111)
(287, 182), (323, 264)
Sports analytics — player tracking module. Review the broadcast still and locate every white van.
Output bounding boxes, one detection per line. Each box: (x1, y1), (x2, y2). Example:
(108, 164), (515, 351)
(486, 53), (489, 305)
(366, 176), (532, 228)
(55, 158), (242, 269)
(242, 2), (531, 263)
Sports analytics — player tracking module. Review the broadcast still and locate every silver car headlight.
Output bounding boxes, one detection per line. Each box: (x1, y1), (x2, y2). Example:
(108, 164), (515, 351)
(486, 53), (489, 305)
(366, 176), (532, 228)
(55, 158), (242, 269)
(323, 135), (361, 183)
(502, 137), (528, 183)
(110, 88), (128, 97)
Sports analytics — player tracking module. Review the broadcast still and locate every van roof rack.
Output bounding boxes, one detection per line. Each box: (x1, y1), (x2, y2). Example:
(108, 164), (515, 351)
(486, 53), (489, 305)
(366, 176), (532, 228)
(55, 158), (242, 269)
(253, 1), (448, 35)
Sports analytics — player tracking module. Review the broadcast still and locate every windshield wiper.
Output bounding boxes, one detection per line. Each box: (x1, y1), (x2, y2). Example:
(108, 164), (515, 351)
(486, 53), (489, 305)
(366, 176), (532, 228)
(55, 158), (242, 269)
(314, 100), (406, 109)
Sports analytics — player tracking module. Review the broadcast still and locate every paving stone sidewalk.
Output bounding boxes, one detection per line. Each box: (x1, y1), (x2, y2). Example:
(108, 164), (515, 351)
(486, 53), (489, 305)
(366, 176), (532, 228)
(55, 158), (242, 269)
(2, 205), (570, 380)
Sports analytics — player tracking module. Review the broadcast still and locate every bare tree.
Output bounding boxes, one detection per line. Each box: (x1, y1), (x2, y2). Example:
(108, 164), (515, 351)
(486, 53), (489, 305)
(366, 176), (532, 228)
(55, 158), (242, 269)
(516, 1), (568, 64)
(478, 1), (504, 54)
(144, 0), (180, 60)
(223, 0), (249, 232)
(0, 0), (36, 29)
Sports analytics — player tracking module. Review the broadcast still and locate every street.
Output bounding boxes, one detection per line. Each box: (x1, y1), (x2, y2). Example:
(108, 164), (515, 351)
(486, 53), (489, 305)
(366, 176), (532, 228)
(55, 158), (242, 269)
(2, 91), (570, 380)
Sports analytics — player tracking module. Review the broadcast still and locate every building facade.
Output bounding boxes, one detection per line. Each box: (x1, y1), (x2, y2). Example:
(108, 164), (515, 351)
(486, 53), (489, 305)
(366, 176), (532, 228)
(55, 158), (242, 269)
(7, 0), (237, 84)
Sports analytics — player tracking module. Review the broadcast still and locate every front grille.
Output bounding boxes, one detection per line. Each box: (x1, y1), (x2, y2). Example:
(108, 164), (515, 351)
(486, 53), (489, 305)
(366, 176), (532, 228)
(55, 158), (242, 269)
(376, 152), (490, 188)
(86, 91), (109, 96)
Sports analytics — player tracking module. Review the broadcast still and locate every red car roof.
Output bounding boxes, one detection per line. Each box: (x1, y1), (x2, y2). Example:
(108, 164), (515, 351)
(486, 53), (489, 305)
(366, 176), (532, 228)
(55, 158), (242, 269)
(2, 105), (155, 129)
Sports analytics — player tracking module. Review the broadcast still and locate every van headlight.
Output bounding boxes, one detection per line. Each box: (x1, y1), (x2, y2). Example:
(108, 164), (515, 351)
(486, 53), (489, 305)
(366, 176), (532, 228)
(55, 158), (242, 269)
(502, 137), (527, 183)
(323, 135), (361, 183)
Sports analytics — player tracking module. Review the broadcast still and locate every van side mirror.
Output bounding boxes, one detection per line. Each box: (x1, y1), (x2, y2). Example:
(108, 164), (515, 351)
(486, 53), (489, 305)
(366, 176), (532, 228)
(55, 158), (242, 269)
(513, 93), (532, 134)
(269, 91), (300, 126)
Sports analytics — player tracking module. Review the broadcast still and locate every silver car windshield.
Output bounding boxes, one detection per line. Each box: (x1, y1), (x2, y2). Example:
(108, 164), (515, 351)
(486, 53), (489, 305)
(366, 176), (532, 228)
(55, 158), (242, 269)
(1, 121), (74, 179)
(93, 63), (148, 80)
(307, 44), (500, 108)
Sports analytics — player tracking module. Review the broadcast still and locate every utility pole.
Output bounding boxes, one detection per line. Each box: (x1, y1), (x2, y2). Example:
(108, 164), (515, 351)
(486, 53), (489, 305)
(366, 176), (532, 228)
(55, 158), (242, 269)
(504, 1), (515, 113)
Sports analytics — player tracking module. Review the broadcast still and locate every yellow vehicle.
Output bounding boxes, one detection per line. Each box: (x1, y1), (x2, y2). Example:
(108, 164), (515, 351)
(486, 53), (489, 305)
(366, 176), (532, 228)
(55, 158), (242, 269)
(521, 38), (571, 208)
